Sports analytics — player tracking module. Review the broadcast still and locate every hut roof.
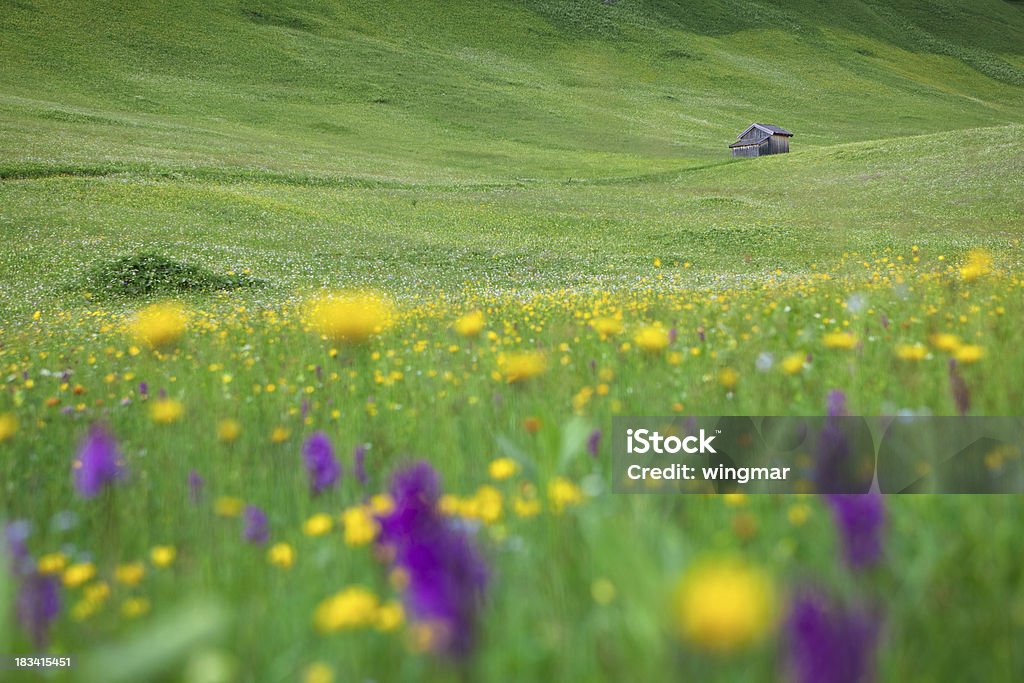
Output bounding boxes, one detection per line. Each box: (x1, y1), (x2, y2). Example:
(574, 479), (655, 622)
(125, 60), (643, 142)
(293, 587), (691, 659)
(741, 123), (793, 137)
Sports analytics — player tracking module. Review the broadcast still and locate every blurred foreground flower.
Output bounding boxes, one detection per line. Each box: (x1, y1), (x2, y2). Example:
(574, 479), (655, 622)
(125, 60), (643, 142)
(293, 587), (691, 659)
(674, 558), (776, 652)
(308, 291), (394, 343)
(131, 302), (187, 349)
(499, 351), (547, 384)
(376, 461), (489, 659)
(73, 425), (125, 499)
(302, 432), (342, 496)
(786, 590), (880, 683)
(150, 398), (184, 424)
(17, 572), (61, 648)
(453, 311), (485, 337)
(634, 325), (669, 352)
(824, 493), (885, 571)
(0, 412), (18, 442)
(243, 505), (269, 545)
(959, 249), (992, 282)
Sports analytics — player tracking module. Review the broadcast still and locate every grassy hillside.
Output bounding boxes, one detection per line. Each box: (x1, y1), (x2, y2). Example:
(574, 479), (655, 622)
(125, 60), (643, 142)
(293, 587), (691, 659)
(1, 0), (1024, 183)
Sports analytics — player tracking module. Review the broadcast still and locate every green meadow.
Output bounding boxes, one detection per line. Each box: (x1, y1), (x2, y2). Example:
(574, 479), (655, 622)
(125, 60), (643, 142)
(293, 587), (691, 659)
(2, 1), (1024, 681)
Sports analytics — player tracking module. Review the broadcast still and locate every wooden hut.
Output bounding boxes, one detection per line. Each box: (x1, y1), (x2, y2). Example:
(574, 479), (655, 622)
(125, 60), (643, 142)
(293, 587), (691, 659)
(729, 123), (793, 157)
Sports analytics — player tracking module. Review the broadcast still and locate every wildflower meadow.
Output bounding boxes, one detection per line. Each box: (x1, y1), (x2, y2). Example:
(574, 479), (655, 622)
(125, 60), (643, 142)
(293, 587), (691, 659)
(3, 1), (1024, 681)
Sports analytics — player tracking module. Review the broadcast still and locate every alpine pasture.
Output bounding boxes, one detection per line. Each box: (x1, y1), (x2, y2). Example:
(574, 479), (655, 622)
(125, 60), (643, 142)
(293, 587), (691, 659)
(2, 2), (1024, 681)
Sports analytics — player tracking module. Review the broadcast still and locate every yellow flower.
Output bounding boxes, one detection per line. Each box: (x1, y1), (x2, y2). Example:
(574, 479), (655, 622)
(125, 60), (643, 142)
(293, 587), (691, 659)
(955, 344), (984, 364)
(84, 581), (111, 605)
(787, 504), (811, 526)
(341, 506), (378, 546)
(131, 302), (187, 349)
(547, 477), (583, 514)
(369, 494), (394, 515)
(267, 542), (295, 569)
(471, 485), (503, 524)
(634, 325), (669, 353)
(0, 412), (18, 442)
(591, 317), (623, 338)
(149, 398), (184, 424)
(895, 343), (928, 361)
(488, 457), (519, 481)
(823, 332), (857, 350)
(37, 552), (67, 575)
(120, 597), (151, 619)
(217, 418), (241, 443)
(63, 562), (96, 588)
(309, 291), (394, 344)
(303, 513), (334, 537)
(313, 586), (380, 633)
(959, 249), (992, 282)
(513, 496), (541, 518)
(929, 333), (961, 353)
(453, 310), (485, 337)
(303, 662), (335, 683)
(270, 426), (291, 444)
(674, 558), (776, 652)
(781, 353), (804, 375)
(215, 496), (244, 517)
(150, 545), (176, 568)
(115, 562), (146, 586)
(375, 600), (405, 632)
(718, 367), (739, 390)
(500, 351), (548, 384)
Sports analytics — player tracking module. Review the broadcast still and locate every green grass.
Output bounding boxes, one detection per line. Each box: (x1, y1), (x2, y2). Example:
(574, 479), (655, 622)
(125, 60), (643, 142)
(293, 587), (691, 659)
(2, 1), (1024, 682)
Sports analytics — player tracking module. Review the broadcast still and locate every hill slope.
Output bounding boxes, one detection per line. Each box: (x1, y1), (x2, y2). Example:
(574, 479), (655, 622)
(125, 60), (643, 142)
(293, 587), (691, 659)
(2, 0), (1024, 181)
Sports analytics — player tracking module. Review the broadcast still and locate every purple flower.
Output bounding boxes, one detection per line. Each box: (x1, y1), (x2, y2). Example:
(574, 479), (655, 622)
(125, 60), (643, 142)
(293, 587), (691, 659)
(587, 429), (602, 458)
(242, 505), (269, 544)
(786, 589), (880, 683)
(354, 444), (368, 487)
(824, 492), (885, 570)
(948, 359), (970, 416)
(138, 382), (148, 398)
(827, 390), (847, 418)
(188, 469), (204, 505)
(5, 520), (32, 575)
(377, 462), (489, 659)
(73, 425), (124, 499)
(302, 432), (342, 496)
(17, 572), (62, 649)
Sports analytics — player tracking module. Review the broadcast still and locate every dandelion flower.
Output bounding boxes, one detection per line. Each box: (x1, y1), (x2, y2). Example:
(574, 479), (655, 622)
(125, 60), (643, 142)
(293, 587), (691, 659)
(547, 477), (583, 514)
(267, 542), (295, 569)
(488, 458), (519, 481)
(114, 562), (145, 586)
(591, 317), (623, 338)
(500, 351), (547, 384)
(217, 418), (241, 443)
(120, 597), (150, 619)
(929, 333), (961, 353)
(150, 545), (176, 568)
(375, 600), (405, 632)
(782, 353), (805, 375)
(303, 513), (334, 537)
(634, 325), (669, 353)
(131, 302), (187, 349)
(309, 291), (394, 344)
(895, 343), (928, 361)
(313, 586), (380, 633)
(63, 562), (96, 588)
(453, 311), (485, 337)
(674, 558), (776, 652)
(215, 496), (243, 518)
(718, 367), (739, 390)
(959, 249), (992, 282)
(823, 332), (857, 350)
(0, 412), (18, 442)
(954, 344), (984, 364)
(303, 662), (335, 683)
(341, 506), (378, 546)
(149, 398), (184, 424)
